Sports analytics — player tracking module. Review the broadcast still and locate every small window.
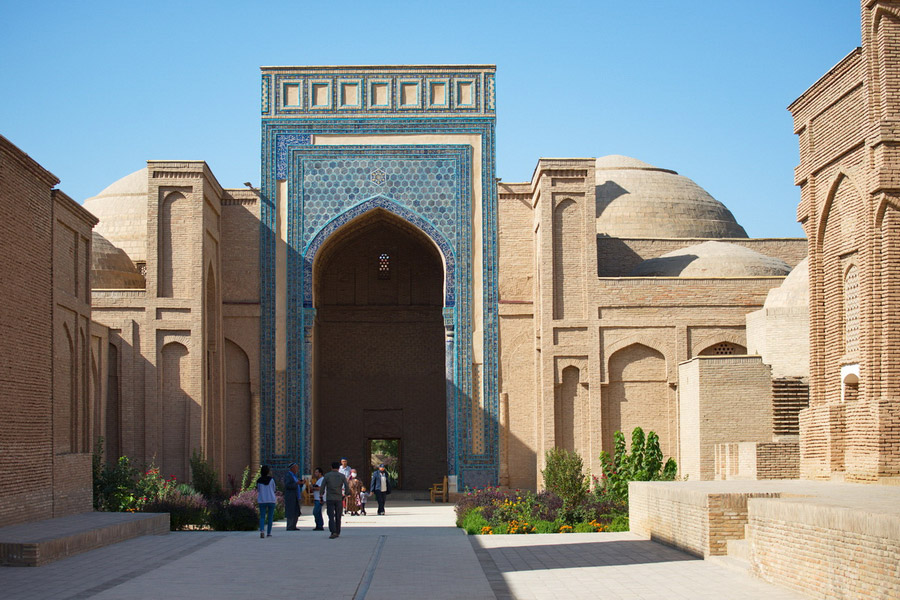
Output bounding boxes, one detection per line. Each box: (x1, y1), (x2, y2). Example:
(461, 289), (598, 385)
(378, 253), (390, 280)
(699, 342), (746, 356)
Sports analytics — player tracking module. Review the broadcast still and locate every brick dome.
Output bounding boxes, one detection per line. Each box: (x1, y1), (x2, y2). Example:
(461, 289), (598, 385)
(83, 167), (148, 263)
(763, 257), (809, 308)
(628, 241), (791, 277)
(595, 155), (747, 239)
(91, 232), (145, 289)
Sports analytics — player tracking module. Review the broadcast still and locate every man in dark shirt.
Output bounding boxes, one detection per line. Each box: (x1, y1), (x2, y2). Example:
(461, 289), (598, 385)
(322, 461), (349, 539)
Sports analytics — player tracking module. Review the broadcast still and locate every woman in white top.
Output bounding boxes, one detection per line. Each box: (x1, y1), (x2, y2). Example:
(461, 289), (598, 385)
(256, 465), (277, 538)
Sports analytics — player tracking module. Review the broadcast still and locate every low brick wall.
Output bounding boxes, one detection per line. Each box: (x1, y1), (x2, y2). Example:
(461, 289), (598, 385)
(0, 511), (169, 567)
(750, 498), (900, 599)
(629, 481), (781, 558)
(715, 441), (800, 480)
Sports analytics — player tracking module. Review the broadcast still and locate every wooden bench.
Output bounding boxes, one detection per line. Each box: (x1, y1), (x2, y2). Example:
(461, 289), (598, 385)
(430, 475), (448, 503)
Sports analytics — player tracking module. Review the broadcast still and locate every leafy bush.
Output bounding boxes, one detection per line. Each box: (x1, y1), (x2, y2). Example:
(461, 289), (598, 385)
(134, 465), (175, 508)
(208, 500), (259, 531)
(93, 452), (139, 512)
(142, 489), (209, 530)
(533, 519), (563, 534)
(190, 450), (225, 502)
(598, 427), (677, 503)
(455, 487), (516, 526)
(461, 507), (490, 535)
(227, 488), (286, 522)
(542, 448), (590, 522)
(603, 513), (629, 532)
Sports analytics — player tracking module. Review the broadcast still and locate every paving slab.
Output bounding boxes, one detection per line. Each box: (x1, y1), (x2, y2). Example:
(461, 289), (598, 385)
(0, 500), (808, 599)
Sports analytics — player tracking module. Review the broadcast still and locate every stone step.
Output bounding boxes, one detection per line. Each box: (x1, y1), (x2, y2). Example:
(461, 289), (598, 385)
(727, 538), (751, 561)
(708, 553), (752, 575)
(0, 511), (169, 567)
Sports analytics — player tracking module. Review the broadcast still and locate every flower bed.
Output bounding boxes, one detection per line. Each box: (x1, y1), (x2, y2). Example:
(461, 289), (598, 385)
(455, 487), (627, 535)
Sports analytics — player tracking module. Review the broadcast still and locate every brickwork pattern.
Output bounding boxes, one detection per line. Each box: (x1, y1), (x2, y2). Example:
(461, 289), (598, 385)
(789, 1), (900, 482)
(0, 137), (56, 526)
(749, 497), (900, 599)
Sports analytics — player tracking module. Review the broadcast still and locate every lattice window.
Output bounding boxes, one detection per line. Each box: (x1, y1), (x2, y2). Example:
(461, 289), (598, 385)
(378, 253), (391, 280)
(699, 341), (746, 356)
(844, 265), (859, 354)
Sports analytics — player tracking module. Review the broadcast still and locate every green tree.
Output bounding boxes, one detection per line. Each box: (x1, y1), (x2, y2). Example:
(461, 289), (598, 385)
(542, 447), (590, 522)
(598, 427), (677, 503)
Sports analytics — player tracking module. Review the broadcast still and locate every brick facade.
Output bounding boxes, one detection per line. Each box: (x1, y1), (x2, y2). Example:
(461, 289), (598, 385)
(0, 135), (96, 526)
(791, 0), (900, 484)
(498, 159), (805, 486)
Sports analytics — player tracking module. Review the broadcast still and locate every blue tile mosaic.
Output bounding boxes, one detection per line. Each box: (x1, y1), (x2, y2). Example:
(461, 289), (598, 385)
(260, 86), (498, 488)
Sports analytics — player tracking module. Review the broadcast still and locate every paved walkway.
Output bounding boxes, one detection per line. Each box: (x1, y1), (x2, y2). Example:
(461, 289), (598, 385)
(0, 501), (805, 599)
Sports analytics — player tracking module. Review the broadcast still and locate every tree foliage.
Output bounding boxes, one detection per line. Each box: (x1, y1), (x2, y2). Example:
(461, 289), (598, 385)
(598, 427), (677, 502)
(541, 447), (590, 520)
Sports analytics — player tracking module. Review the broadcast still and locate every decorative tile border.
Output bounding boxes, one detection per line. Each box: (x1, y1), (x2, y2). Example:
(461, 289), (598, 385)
(260, 108), (498, 487)
(265, 67), (495, 117)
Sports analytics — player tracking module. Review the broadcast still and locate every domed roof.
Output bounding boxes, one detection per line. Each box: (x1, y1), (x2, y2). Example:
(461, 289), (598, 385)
(82, 167), (148, 263)
(595, 156), (747, 238)
(91, 232), (145, 289)
(763, 257), (809, 309)
(628, 241), (791, 277)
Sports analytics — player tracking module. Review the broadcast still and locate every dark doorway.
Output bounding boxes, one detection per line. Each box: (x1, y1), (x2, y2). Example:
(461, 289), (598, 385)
(368, 438), (401, 489)
(313, 209), (446, 489)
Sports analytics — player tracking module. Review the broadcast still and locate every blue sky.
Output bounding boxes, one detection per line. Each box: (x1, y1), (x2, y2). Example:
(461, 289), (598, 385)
(1, 1), (861, 237)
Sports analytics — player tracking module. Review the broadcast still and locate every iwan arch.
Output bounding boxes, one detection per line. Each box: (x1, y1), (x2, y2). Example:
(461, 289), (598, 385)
(51, 64), (809, 498)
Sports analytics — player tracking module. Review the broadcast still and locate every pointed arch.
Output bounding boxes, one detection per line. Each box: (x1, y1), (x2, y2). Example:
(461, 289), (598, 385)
(603, 343), (672, 457)
(818, 169), (865, 245)
(304, 196), (455, 307)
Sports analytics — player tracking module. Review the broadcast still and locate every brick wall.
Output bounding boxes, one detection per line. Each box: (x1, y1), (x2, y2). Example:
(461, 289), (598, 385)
(679, 357), (773, 480)
(749, 496), (900, 599)
(715, 441), (800, 480)
(0, 136), (57, 526)
(789, 1), (900, 483)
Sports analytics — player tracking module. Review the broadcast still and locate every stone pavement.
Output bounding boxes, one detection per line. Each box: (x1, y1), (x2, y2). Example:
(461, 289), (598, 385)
(0, 501), (806, 599)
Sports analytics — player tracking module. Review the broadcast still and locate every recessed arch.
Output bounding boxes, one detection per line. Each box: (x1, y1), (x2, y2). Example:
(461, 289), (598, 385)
(603, 343), (672, 457)
(305, 196), (455, 307)
(312, 206), (447, 489)
(818, 169), (865, 245)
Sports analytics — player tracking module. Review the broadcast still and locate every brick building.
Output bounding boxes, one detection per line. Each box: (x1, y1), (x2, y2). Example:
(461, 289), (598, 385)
(0, 135), (97, 526)
(791, 0), (900, 484)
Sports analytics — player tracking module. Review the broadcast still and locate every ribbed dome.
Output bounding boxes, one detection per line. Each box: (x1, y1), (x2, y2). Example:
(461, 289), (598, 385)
(763, 257), (809, 309)
(595, 156), (747, 238)
(628, 241), (791, 277)
(91, 232), (145, 289)
(83, 167), (148, 263)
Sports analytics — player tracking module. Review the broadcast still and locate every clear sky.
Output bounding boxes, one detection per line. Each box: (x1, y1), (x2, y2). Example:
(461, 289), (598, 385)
(1, 1), (862, 238)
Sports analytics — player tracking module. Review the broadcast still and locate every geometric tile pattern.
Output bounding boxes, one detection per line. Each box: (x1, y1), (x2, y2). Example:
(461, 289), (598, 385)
(260, 66), (498, 489)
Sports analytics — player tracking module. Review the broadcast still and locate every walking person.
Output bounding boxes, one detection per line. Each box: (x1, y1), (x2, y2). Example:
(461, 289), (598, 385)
(369, 463), (391, 516)
(338, 458), (352, 514)
(346, 469), (363, 516)
(323, 461), (349, 539)
(283, 462), (302, 531)
(311, 467), (325, 531)
(257, 465), (277, 538)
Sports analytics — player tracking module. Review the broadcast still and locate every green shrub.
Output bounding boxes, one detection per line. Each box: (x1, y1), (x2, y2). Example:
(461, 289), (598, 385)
(573, 521), (596, 533)
(542, 448), (589, 522)
(460, 508), (490, 535)
(533, 519), (564, 534)
(190, 450), (225, 501)
(143, 489), (209, 530)
(604, 513), (629, 532)
(93, 453), (139, 512)
(208, 502), (258, 531)
(598, 427), (677, 503)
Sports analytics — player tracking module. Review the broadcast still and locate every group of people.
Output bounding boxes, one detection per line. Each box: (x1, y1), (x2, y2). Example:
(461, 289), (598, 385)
(255, 458), (392, 539)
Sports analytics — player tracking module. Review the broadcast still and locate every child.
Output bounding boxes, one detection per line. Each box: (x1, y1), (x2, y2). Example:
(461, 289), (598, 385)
(359, 486), (368, 516)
